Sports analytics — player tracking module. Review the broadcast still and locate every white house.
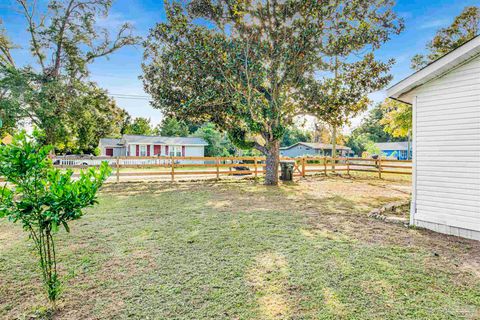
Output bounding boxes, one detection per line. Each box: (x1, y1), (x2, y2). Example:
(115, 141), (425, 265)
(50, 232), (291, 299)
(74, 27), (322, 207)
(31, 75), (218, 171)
(99, 135), (208, 157)
(388, 35), (480, 240)
(280, 142), (353, 158)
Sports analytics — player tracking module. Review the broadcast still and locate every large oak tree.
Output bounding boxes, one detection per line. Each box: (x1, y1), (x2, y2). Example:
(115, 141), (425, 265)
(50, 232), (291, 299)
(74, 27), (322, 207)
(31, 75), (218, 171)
(143, 0), (403, 185)
(0, 0), (139, 152)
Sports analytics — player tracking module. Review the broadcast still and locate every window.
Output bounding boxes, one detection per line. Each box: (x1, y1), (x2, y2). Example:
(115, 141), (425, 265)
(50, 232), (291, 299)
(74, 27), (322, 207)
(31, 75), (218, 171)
(140, 145), (147, 157)
(169, 146), (182, 157)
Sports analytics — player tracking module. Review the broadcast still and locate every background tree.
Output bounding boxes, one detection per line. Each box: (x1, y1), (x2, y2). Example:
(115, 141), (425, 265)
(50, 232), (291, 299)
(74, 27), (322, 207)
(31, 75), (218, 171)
(155, 116), (190, 137)
(73, 88), (130, 154)
(0, 0), (139, 151)
(304, 5), (400, 160)
(345, 103), (401, 156)
(143, 0), (403, 185)
(352, 104), (396, 141)
(281, 126), (312, 147)
(312, 121), (331, 144)
(0, 132), (110, 305)
(380, 98), (412, 139)
(411, 6), (480, 70)
(123, 117), (154, 135)
(191, 123), (235, 156)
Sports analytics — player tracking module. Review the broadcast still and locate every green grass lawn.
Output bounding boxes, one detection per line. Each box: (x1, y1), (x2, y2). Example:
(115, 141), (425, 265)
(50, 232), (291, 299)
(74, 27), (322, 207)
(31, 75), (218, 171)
(1, 176), (479, 319)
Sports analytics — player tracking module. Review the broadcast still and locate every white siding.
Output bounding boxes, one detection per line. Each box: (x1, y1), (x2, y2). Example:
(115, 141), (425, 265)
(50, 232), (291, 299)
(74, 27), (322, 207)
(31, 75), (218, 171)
(185, 146), (205, 157)
(129, 144), (136, 156)
(412, 54), (480, 239)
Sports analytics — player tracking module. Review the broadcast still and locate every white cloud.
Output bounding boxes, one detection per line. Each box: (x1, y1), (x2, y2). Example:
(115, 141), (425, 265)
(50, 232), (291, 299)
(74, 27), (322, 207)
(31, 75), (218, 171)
(96, 12), (135, 29)
(418, 18), (450, 30)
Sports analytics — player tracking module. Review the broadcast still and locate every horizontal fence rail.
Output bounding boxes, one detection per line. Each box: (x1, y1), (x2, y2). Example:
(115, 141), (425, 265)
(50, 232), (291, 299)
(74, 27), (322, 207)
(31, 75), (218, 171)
(45, 156), (412, 182)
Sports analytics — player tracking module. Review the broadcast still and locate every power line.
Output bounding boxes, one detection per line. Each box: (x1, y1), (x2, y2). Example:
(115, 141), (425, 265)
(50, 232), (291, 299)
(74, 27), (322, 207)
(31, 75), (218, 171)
(107, 93), (152, 101)
(108, 93), (150, 98)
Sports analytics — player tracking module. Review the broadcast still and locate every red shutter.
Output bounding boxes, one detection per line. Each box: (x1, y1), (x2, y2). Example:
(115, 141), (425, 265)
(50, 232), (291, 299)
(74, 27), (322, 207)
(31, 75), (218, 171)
(105, 148), (113, 156)
(147, 145), (150, 156)
(182, 146), (186, 157)
(165, 145), (169, 156)
(154, 145), (161, 155)
(136, 145), (139, 156)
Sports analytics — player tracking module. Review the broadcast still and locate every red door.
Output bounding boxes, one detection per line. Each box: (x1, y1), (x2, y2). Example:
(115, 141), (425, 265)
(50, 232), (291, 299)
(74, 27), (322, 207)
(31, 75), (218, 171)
(105, 148), (113, 156)
(154, 145), (161, 155)
(182, 146), (186, 157)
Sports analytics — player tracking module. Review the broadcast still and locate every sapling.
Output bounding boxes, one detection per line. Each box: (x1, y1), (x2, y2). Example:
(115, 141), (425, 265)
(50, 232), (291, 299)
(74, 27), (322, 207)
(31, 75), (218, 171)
(0, 132), (111, 306)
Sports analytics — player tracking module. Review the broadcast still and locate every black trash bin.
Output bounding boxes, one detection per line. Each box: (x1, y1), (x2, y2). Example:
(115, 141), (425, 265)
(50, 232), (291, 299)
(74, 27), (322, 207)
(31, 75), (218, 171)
(280, 160), (295, 181)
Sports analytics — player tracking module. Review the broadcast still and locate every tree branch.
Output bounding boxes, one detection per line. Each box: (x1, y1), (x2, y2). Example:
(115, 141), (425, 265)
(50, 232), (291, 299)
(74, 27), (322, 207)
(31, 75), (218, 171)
(16, 0), (46, 72)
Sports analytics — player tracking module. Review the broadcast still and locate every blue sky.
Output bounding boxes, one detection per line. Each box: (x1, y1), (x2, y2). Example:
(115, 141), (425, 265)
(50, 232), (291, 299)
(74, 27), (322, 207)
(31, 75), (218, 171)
(1, 0), (478, 129)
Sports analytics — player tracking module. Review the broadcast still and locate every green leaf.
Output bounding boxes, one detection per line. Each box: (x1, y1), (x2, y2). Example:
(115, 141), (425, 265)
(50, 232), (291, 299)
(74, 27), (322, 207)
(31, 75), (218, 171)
(52, 221), (59, 233)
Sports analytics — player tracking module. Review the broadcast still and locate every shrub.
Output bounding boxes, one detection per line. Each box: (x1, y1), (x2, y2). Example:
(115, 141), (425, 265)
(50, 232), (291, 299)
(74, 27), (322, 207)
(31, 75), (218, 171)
(0, 132), (111, 306)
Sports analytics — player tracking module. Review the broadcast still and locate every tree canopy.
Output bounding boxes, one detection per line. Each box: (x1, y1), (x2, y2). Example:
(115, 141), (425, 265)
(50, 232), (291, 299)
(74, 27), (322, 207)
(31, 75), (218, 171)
(191, 122), (235, 157)
(281, 126), (312, 148)
(380, 98), (412, 139)
(346, 103), (402, 156)
(143, 0), (403, 184)
(411, 6), (480, 70)
(123, 117), (154, 136)
(155, 117), (190, 137)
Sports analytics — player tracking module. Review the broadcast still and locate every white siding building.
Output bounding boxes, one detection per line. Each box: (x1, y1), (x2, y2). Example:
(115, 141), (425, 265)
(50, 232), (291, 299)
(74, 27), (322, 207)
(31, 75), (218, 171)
(99, 135), (208, 158)
(388, 36), (480, 240)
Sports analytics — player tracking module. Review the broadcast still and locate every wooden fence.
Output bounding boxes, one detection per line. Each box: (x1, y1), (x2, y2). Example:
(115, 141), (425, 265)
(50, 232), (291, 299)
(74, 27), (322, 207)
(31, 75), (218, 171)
(50, 156), (412, 182)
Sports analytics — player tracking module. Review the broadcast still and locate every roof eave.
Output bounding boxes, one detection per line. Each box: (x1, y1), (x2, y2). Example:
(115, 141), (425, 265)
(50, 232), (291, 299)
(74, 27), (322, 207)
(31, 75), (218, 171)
(387, 35), (480, 104)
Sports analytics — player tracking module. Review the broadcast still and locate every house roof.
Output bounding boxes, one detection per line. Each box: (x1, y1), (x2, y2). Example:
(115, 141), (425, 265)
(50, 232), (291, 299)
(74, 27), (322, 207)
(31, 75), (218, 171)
(387, 35), (480, 104)
(99, 138), (122, 147)
(280, 142), (351, 151)
(375, 142), (409, 151)
(122, 135), (208, 146)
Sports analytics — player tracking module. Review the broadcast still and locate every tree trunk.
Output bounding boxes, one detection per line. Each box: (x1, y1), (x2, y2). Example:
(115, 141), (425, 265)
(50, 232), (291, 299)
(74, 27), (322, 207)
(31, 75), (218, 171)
(264, 140), (280, 186)
(331, 125), (337, 171)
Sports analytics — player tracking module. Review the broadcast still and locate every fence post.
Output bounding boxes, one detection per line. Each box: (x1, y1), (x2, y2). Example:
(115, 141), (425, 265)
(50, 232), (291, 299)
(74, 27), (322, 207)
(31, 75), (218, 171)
(346, 158), (350, 176)
(254, 157), (258, 178)
(378, 157), (382, 179)
(116, 156), (120, 183)
(216, 157), (220, 180)
(301, 157), (306, 177)
(171, 156), (175, 182)
(324, 156), (327, 176)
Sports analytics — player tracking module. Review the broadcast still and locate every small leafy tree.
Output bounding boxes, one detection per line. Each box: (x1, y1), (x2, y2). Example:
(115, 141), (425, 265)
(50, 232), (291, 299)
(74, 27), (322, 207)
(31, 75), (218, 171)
(0, 132), (111, 305)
